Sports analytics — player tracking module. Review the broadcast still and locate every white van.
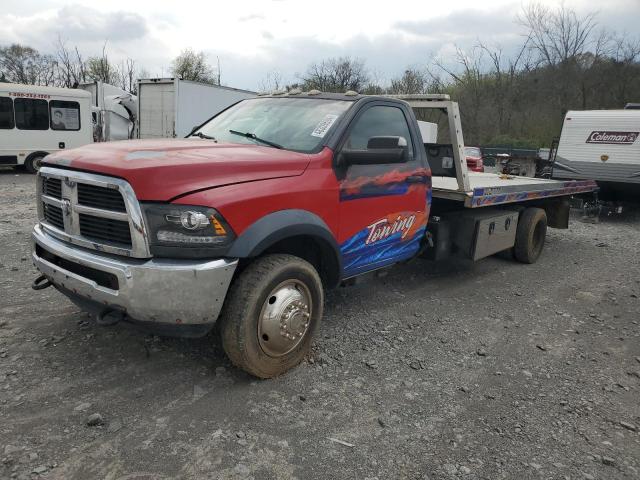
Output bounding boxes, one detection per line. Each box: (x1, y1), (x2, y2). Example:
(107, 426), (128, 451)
(0, 83), (93, 172)
(553, 109), (640, 197)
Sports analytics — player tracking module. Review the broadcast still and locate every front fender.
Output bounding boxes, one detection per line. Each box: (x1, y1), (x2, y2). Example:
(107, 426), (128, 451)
(227, 209), (342, 286)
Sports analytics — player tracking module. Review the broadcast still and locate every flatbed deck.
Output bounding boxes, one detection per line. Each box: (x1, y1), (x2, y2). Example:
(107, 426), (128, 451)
(385, 94), (599, 209)
(432, 172), (597, 208)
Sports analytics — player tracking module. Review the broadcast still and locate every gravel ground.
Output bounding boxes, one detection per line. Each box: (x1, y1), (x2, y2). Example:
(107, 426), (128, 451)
(1, 169), (639, 480)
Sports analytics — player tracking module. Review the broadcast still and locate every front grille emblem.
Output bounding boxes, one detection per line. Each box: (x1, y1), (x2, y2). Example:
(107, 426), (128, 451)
(61, 198), (72, 216)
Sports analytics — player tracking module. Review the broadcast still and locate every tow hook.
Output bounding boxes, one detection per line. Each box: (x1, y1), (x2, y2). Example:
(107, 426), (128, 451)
(32, 274), (52, 291)
(96, 309), (125, 326)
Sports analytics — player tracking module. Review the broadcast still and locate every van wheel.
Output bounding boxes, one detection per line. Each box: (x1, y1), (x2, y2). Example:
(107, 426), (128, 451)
(514, 208), (547, 264)
(220, 254), (324, 378)
(25, 153), (47, 174)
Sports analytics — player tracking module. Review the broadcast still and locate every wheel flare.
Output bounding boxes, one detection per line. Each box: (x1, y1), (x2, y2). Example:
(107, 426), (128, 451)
(258, 280), (312, 357)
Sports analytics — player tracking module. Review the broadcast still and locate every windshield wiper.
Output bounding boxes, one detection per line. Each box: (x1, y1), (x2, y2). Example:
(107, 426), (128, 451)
(191, 132), (217, 141)
(229, 129), (283, 149)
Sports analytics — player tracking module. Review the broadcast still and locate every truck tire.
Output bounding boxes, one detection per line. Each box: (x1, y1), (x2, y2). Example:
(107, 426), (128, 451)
(514, 208), (547, 264)
(24, 152), (47, 174)
(220, 254), (324, 378)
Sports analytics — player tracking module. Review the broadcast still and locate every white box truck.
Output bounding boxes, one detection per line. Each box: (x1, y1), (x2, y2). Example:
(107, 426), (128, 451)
(552, 109), (640, 198)
(136, 78), (256, 139)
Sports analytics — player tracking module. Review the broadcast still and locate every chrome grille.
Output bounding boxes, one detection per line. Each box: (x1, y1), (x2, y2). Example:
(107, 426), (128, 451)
(42, 177), (62, 199)
(79, 213), (132, 246)
(77, 183), (126, 212)
(37, 167), (150, 258)
(43, 203), (64, 230)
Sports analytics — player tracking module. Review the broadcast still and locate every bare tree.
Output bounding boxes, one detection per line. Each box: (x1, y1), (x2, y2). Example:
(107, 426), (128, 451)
(171, 49), (217, 85)
(300, 57), (369, 92)
(113, 58), (138, 93)
(258, 70), (284, 92)
(519, 3), (598, 66)
(54, 36), (88, 88)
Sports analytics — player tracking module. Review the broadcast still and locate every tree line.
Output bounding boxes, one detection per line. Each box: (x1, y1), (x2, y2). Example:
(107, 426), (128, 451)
(266, 4), (640, 147)
(1, 3), (638, 147)
(0, 38), (219, 94)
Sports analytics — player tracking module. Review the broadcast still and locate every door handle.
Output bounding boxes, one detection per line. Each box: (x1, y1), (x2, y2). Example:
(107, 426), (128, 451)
(406, 175), (427, 184)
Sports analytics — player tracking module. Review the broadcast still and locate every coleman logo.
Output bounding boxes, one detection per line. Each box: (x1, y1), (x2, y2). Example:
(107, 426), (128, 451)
(586, 131), (638, 145)
(365, 214), (416, 245)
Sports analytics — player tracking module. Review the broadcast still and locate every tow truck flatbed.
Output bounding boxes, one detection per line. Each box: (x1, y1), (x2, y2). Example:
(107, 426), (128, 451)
(386, 94), (598, 209)
(432, 173), (597, 207)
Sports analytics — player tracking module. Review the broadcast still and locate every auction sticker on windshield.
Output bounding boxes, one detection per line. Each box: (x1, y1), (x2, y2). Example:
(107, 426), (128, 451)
(311, 114), (339, 138)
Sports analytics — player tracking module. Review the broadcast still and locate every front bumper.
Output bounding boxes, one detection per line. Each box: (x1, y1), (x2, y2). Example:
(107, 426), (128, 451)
(32, 224), (238, 335)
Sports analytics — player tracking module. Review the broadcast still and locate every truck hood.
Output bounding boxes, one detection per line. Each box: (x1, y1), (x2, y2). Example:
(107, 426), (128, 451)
(44, 139), (311, 201)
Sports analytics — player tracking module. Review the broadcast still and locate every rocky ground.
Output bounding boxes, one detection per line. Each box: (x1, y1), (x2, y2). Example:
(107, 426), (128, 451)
(1, 169), (639, 480)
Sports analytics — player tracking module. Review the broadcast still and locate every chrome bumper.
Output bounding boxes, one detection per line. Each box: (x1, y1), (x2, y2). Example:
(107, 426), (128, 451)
(32, 224), (238, 328)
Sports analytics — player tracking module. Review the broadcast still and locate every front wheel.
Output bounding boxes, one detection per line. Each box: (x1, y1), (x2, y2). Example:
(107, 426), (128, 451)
(220, 254), (324, 378)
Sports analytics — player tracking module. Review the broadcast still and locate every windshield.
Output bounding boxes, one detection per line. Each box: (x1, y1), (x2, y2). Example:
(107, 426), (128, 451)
(464, 147), (481, 157)
(192, 97), (352, 153)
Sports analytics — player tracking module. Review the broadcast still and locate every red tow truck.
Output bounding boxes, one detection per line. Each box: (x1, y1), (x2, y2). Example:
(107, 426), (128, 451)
(31, 92), (597, 378)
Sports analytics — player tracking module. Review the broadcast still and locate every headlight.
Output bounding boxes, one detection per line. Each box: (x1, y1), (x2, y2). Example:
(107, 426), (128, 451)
(142, 204), (235, 258)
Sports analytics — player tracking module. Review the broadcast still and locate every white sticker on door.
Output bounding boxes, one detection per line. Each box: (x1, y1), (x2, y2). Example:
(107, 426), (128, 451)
(311, 114), (339, 138)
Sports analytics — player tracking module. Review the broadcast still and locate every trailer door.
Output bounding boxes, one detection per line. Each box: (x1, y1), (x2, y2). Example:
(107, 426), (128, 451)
(138, 81), (175, 138)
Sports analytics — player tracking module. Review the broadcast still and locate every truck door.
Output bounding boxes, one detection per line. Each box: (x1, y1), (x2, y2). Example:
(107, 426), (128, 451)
(336, 102), (431, 278)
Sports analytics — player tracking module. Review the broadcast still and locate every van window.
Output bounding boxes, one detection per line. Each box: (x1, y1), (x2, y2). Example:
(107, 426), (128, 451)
(50, 100), (81, 131)
(0, 97), (14, 129)
(15, 98), (49, 130)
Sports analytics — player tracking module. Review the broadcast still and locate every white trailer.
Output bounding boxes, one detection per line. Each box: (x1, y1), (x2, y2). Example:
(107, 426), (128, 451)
(136, 78), (256, 139)
(553, 109), (640, 197)
(78, 81), (138, 142)
(0, 83), (93, 172)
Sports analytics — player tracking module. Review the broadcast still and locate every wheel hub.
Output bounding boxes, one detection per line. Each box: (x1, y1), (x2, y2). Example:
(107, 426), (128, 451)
(258, 280), (312, 357)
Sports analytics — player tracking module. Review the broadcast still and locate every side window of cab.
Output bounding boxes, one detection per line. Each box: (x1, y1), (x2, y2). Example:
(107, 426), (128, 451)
(344, 105), (414, 160)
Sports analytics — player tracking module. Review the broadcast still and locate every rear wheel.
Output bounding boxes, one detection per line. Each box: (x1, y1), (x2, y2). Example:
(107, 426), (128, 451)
(220, 254), (324, 378)
(24, 153), (47, 174)
(514, 207), (547, 264)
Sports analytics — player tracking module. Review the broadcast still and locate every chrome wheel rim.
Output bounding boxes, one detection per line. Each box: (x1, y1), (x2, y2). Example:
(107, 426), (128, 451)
(33, 156), (43, 171)
(258, 279), (312, 357)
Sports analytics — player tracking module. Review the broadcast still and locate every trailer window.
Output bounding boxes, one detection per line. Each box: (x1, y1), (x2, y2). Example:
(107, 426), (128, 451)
(50, 100), (81, 131)
(0, 97), (14, 129)
(14, 98), (49, 130)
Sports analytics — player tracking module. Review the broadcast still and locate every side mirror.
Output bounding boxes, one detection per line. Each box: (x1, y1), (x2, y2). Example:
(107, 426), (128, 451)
(340, 136), (408, 166)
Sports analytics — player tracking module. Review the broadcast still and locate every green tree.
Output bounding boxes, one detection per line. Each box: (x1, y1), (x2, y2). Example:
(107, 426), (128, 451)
(171, 49), (218, 85)
(0, 44), (55, 85)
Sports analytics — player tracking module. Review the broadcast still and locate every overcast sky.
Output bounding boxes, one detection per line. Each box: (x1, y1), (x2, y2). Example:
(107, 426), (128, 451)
(2, 0), (638, 90)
